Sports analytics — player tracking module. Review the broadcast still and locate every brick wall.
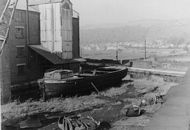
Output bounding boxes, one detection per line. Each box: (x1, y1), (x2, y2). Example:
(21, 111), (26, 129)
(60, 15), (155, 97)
(7, 9), (40, 84)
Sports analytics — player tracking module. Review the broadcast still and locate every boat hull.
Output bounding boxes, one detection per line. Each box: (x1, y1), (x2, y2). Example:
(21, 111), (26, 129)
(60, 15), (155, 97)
(40, 67), (128, 99)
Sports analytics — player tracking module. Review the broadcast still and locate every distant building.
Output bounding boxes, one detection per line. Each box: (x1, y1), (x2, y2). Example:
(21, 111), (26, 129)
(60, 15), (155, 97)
(0, 0), (80, 104)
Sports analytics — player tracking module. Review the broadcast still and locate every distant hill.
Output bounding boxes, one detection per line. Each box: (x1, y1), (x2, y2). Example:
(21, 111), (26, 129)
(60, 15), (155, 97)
(80, 19), (190, 46)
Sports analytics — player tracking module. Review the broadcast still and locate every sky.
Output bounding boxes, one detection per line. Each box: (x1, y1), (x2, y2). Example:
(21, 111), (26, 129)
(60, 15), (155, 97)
(71, 0), (190, 27)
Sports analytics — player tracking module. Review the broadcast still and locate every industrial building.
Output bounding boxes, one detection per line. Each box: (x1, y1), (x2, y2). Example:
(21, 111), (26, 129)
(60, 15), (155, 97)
(0, 0), (80, 104)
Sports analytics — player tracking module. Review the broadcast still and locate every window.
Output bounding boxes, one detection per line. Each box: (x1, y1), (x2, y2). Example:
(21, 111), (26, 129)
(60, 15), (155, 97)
(15, 26), (24, 39)
(16, 46), (25, 57)
(63, 2), (70, 10)
(17, 63), (26, 75)
(14, 12), (23, 22)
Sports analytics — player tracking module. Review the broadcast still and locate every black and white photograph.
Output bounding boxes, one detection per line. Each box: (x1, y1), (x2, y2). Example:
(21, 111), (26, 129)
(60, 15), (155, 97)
(0, 0), (190, 129)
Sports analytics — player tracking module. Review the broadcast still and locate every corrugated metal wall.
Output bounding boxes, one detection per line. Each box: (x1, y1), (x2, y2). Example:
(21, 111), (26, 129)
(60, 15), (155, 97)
(39, 0), (73, 59)
(60, 1), (73, 59)
(39, 3), (62, 52)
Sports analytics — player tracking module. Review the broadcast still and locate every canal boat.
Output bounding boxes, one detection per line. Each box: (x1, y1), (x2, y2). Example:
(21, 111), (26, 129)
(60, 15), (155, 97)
(38, 66), (128, 99)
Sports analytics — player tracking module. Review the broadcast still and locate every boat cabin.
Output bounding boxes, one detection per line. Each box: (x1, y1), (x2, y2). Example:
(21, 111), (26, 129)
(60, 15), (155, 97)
(44, 70), (74, 80)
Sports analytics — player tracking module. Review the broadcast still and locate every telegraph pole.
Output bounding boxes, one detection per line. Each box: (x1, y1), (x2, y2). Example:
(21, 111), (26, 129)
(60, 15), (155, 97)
(116, 42), (119, 61)
(116, 50), (118, 61)
(144, 39), (147, 59)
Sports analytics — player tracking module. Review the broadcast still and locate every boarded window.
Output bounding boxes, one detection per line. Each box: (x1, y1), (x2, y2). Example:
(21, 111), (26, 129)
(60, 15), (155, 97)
(16, 46), (25, 57)
(17, 64), (26, 75)
(15, 26), (24, 39)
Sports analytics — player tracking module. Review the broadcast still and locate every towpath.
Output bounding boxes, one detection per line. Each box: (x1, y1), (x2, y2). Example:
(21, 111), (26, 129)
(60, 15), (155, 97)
(128, 67), (186, 77)
(144, 68), (190, 130)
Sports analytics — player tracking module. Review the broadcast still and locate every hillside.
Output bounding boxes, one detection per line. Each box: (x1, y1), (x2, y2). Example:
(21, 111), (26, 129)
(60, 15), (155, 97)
(80, 19), (190, 46)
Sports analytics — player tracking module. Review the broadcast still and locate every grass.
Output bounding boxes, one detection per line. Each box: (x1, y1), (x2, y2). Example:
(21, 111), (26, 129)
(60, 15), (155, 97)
(1, 83), (131, 121)
(100, 83), (130, 97)
(1, 94), (107, 121)
(1, 76), (177, 122)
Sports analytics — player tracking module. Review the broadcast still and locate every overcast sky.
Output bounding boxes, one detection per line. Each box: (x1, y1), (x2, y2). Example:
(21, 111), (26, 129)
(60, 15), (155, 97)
(71, 0), (190, 26)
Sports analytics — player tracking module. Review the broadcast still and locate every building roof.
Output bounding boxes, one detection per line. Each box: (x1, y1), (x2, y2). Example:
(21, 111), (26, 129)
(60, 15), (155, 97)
(29, 45), (78, 65)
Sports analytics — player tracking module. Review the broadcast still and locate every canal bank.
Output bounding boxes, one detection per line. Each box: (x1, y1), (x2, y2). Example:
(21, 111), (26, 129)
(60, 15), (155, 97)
(144, 69), (190, 130)
(2, 75), (178, 130)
